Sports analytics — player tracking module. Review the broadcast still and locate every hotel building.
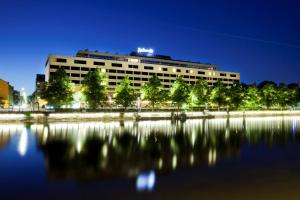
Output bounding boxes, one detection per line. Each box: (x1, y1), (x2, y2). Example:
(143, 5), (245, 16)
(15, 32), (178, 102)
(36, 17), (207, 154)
(45, 49), (240, 95)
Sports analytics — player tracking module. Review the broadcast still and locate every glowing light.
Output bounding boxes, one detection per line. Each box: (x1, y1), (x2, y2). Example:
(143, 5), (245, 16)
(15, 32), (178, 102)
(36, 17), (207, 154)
(18, 128), (28, 156)
(191, 131), (196, 146)
(43, 126), (48, 143)
(76, 140), (82, 153)
(137, 47), (154, 55)
(72, 92), (82, 109)
(128, 58), (139, 63)
(190, 154), (194, 165)
(158, 158), (163, 169)
(136, 171), (156, 192)
(172, 155), (177, 169)
(208, 149), (217, 166)
(102, 144), (108, 157)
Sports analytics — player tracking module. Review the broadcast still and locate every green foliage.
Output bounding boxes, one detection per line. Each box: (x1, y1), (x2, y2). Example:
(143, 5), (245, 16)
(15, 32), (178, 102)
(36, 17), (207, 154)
(241, 85), (261, 110)
(82, 69), (108, 109)
(210, 81), (229, 110)
(189, 78), (210, 108)
(170, 77), (190, 111)
(228, 83), (245, 110)
(141, 75), (168, 109)
(42, 68), (73, 108)
(114, 76), (137, 110)
(260, 83), (278, 109)
(277, 83), (297, 108)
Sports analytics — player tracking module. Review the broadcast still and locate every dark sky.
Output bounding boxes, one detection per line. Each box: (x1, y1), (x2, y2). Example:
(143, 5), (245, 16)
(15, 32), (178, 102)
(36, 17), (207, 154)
(0, 0), (300, 93)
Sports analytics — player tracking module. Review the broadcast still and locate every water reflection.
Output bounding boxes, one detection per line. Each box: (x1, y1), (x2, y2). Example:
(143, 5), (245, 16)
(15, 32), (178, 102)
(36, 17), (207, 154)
(18, 127), (28, 156)
(1, 116), (300, 190)
(136, 170), (156, 192)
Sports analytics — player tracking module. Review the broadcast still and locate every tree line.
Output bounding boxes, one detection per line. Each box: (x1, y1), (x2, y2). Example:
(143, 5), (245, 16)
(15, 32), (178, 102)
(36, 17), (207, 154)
(42, 68), (300, 111)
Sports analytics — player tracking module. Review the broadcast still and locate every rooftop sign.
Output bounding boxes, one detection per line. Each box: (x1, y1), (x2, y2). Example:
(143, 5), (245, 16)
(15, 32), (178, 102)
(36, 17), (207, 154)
(137, 47), (154, 55)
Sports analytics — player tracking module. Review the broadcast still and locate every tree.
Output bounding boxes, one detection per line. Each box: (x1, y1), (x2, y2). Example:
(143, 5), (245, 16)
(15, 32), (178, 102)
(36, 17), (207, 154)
(257, 80), (277, 89)
(260, 83), (278, 109)
(42, 68), (73, 108)
(277, 83), (298, 109)
(82, 69), (108, 109)
(0, 97), (4, 108)
(170, 77), (190, 112)
(228, 83), (246, 110)
(141, 75), (168, 110)
(189, 78), (210, 109)
(241, 85), (261, 110)
(114, 76), (137, 110)
(210, 81), (229, 110)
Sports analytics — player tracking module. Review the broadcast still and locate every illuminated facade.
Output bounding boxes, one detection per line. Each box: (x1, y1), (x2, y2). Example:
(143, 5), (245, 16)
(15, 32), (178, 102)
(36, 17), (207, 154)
(45, 49), (240, 94)
(0, 79), (13, 108)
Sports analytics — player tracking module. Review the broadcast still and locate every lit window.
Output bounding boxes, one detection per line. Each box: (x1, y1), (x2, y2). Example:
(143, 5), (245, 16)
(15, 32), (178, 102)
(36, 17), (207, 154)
(128, 58), (139, 63)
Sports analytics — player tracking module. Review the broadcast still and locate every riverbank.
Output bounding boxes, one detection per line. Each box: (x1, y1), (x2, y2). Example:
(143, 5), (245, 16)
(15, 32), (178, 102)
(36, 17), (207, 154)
(0, 110), (300, 123)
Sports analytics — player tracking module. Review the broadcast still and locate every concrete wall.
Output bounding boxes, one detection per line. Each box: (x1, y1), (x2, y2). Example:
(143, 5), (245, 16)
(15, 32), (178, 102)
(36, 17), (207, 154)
(1, 110), (300, 122)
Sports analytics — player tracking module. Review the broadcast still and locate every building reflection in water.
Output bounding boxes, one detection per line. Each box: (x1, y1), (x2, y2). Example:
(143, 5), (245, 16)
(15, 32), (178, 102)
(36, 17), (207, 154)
(1, 116), (300, 191)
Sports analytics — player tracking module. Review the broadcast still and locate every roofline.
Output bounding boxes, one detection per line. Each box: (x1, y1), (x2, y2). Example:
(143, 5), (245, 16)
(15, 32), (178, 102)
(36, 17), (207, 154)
(76, 50), (217, 67)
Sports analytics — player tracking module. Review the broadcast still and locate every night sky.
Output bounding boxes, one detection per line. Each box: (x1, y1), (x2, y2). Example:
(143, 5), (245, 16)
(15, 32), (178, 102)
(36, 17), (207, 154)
(0, 0), (299, 93)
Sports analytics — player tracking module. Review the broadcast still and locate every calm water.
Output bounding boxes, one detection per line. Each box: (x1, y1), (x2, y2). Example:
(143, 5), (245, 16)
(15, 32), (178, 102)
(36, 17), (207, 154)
(1, 116), (300, 200)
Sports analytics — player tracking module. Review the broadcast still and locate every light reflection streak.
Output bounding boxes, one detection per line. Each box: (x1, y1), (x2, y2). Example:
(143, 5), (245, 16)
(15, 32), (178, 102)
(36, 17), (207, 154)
(136, 170), (156, 192)
(18, 128), (28, 157)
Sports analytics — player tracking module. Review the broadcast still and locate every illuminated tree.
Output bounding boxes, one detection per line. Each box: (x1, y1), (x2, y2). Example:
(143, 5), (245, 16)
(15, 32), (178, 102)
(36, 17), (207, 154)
(241, 85), (261, 110)
(42, 68), (73, 108)
(82, 69), (108, 109)
(288, 83), (300, 105)
(141, 75), (168, 110)
(114, 76), (137, 110)
(170, 77), (190, 111)
(260, 83), (278, 109)
(228, 83), (245, 110)
(210, 81), (229, 110)
(277, 83), (298, 109)
(189, 78), (210, 109)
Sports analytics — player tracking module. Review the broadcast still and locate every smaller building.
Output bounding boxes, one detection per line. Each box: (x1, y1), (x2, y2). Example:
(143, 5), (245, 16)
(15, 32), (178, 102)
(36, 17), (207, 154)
(35, 74), (46, 96)
(13, 90), (21, 106)
(0, 79), (14, 108)
(34, 74), (47, 107)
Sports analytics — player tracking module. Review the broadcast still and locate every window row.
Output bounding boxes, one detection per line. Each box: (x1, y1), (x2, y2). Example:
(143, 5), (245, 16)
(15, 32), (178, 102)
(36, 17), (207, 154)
(55, 58), (105, 66)
(50, 69), (237, 82)
(53, 61), (215, 75)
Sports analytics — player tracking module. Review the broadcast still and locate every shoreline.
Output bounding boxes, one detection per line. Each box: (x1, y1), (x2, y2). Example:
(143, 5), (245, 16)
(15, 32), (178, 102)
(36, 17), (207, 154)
(0, 110), (300, 123)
